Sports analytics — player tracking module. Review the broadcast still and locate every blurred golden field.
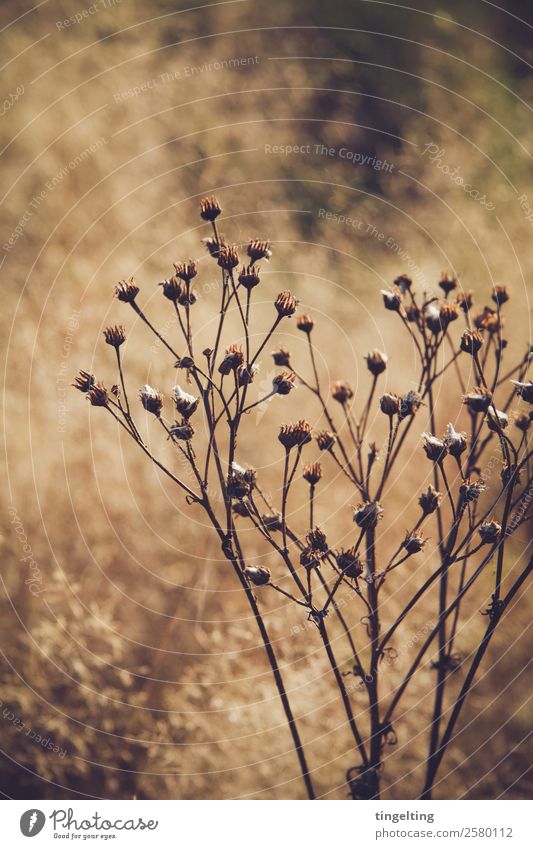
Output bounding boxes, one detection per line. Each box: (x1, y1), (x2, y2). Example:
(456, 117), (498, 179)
(1, 0), (532, 799)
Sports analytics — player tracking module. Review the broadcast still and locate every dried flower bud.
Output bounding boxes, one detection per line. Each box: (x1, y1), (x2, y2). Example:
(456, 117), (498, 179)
(300, 547), (319, 570)
(200, 196), (222, 221)
(262, 512), (282, 531)
(402, 531), (427, 555)
(394, 274), (412, 294)
(332, 381), (353, 404)
(457, 291), (473, 313)
(272, 347), (291, 367)
(492, 285), (509, 306)
(303, 462), (322, 485)
(422, 433), (448, 463)
(379, 393), (400, 417)
(238, 265), (260, 290)
(218, 245), (239, 271)
(365, 349), (388, 376)
(140, 384), (163, 416)
(474, 306), (501, 334)
(381, 289), (402, 311)
(296, 314), (314, 334)
(486, 408), (508, 432)
(160, 277), (185, 302)
(478, 520), (501, 545)
(425, 303), (443, 335)
(227, 462), (252, 499)
(88, 382), (109, 407)
(514, 412), (531, 432)
(462, 386), (493, 414)
(353, 501), (383, 530)
(444, 422), (467, 458)
(238, 364), (260, 386)
(460, 478), (485, 503)
(398, 390), (422, 421)
(115, 278), (139, 303)
(173, 385), (199, 419)
(316, 430), (336, 451)
(460, 330), (483, 356)
(233, 500), (252, 518)
(278, 420), (312, 450)
(272, 372), (297, 396)
(440, 303), (459, 327)
(202, 235), (225, 258)
(169, 419), (194, 441)
(244, 565), (271, 586)
(405, 303), (420, 323)
(103, 325), (126, 348)
(176, 356), (195, 370)
(218, 344), (244, 375)
(511, 380), (533, 404)
(275, 290), (298, 318)
(248, 239), (272, 263)
(306, 527), (329, 558)
(72, 370), (95, 393)
(418, 484), (442, 515)
(336, 548), (363, 578)
(111, 384), (120, 397)
(174, 260), (198, 282)
(439, 272), (458, 296)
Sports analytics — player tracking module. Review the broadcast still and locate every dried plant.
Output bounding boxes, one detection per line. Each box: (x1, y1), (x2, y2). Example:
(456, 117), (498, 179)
(75, 199), (532, 800)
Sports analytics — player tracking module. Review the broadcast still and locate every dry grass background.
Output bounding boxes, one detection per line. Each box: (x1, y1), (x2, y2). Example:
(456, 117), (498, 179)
(1, 0), (532, 799)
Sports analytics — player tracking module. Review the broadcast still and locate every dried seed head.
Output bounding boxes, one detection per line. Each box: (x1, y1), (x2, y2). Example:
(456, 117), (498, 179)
(402, 531), (427, 555)
(379, 393), (400, 417)
(492, 285), (510, 306)
(457, 291), (473, 313)
(336, 548), (364, 578)
(244, 565), (271, 586)
(103, 325), (126, 348)
(202, 235), (225, 258)
(474, 306), (502, 334)
(438, 272), (458, 296)
(405, 303), (420, 323)
(394, 274), (412, 294)
(462, 386), (493, 414)
(173, 260), (198, 282)
(173, 385), (199, 419)
(426, 302), (458, 333)
(501, 463), (520, 486)
(444, 422), (467, 457)
(460, 478), (485, 503)
(316, 429), (336, 451)
(306, 527), (329, 558)
(418, 484), (442, 515)
(398, 390), (422, 421)
(176, 356), (195, 370)
(247, 239), (272, 263)
(88, 382), (109, 407)
(514, 411), (531, 432)
(200, 196), (222, 221)
(217, 245), (240, 271)
(511, 380), (533, 404)
(353, 501), (383, 530)
(275, 290), (298, 318)
(478, 520), (502, 545)
(72, 370), (95, 393)
(332, 380), (353, 404)
(424, 303), (443, 335)
(278, 420), (312, 450)
(486, 408), (508, 432)
(238, 265), (260, 290)
(140, 384), (163, 416)
(111, 384), (120, 397)
(422, 433), (448, 463)
(232, 500), (252, 518)
(300, 547), (320, 570)
(460, 329), (484, 356)
(272, 347), (291, 367)
(365, 349), (388, 376)
(227, 463), (251, 499)
(262, 512), (282, 531)
(218, 343), (244, 375)
(115, 277), (139, 303)
(441, 302), (459, 327)
(296, 313), (315, 334)
(238, 363), (260, 387)
(272, 371), (297, 396)
(381, 288), (402, 311)
(170, 419), (194, 440)
(303, 462), (322, 485)
(160, 277), (185, 302)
